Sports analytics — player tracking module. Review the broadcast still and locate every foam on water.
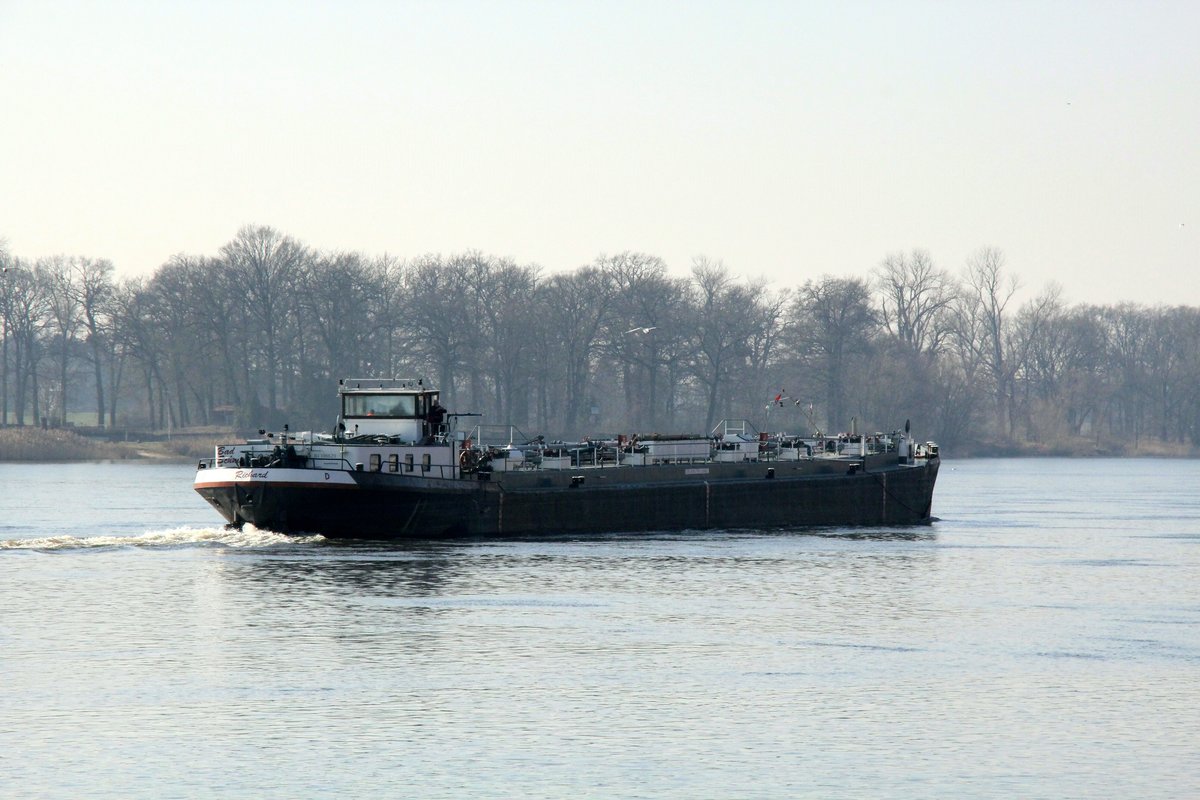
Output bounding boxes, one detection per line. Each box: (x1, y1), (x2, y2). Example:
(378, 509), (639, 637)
(0, 524), (325, 551)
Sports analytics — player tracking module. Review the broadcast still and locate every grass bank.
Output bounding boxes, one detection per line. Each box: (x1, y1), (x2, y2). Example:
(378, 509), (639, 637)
(0, 427), (138, 461)
(952, 434), (1200, 458)
(0, 428), (228, 462)
(154, 436), (228, 462)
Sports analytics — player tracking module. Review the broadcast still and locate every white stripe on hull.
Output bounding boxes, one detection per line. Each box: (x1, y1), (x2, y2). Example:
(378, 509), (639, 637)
(194, 467), (359, 489)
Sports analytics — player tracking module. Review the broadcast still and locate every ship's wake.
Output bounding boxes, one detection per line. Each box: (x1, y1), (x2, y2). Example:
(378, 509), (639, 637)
(0, 525), (325, 551)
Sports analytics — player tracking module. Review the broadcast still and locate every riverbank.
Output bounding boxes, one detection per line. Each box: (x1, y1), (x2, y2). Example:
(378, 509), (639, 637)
(0, 427), (221, 462)
(953, 435), (1200, 458)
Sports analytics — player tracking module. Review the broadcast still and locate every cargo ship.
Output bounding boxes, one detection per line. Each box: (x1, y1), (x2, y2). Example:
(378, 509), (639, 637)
(194, 379), (940, 538)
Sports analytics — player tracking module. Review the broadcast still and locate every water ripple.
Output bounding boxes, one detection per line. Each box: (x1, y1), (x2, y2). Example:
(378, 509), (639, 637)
(2, 458), (1200, 798)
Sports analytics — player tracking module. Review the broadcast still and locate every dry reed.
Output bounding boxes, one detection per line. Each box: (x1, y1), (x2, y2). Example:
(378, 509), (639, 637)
(0, 428), (135, 462)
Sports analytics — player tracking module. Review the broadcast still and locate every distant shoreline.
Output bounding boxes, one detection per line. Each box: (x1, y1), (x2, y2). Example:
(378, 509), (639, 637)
(0, 427), (215, 463)
(951, 437), (1200, 459)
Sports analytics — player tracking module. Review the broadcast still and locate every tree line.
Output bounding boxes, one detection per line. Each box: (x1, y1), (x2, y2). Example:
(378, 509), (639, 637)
(2, 225), (1199, 451)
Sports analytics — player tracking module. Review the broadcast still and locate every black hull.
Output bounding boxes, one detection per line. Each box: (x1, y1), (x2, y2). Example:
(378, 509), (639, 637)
(196, 454), (939, 539)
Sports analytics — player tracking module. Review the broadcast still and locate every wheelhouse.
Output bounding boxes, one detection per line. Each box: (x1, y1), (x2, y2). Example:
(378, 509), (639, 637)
(338, 378), (442, 441)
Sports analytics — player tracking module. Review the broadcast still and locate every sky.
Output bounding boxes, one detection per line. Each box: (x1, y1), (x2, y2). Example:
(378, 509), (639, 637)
(1, 0), (1197, 305)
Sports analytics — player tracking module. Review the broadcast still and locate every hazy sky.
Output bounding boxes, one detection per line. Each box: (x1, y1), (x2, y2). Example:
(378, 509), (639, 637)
(2, 0), (1197, 305)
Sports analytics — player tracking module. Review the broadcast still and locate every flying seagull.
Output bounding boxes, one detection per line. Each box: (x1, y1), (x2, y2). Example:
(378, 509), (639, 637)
(625, 326), (657, 335)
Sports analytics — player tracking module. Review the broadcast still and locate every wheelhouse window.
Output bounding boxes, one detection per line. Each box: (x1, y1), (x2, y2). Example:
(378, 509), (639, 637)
(343, 393), (418, 418)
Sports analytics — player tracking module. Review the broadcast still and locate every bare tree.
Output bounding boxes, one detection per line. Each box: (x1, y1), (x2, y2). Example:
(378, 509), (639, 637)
(1102, 303), (1153, 445)
(1008, 283), (1064, 438)
(39, 256), (84, 426)
(875, 248), (956, 357)
(460, 253), (540, 424)
(743, 285), (790, 422)
(220, 225), (308, 412)
(539, 264), (616, 434)
(1147, 307), (1200, 442)
(367, 254), (408, 379)
(146, 259), (204, 428)
(100, 277), (140, 428)
(182, 256), (251, 421)
(689, 258), (762, 431)
(73, 258), (116, 427)
(301, 252), (379, 374)
(0, 241), (12, 426)
(788, 275), (877, 431)
(600, 252), (682, 429)
(5, 261), (51, 425)
(12, 223), (1200, 454)
(402, 254), (474, 409)
(1054, 306), (1110, 438)
(954, 247), (1021, 439)
(113, 277), (164, 427)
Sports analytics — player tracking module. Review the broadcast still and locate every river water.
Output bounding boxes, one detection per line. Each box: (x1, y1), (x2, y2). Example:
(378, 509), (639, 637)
(1, 459), (1197, 798)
